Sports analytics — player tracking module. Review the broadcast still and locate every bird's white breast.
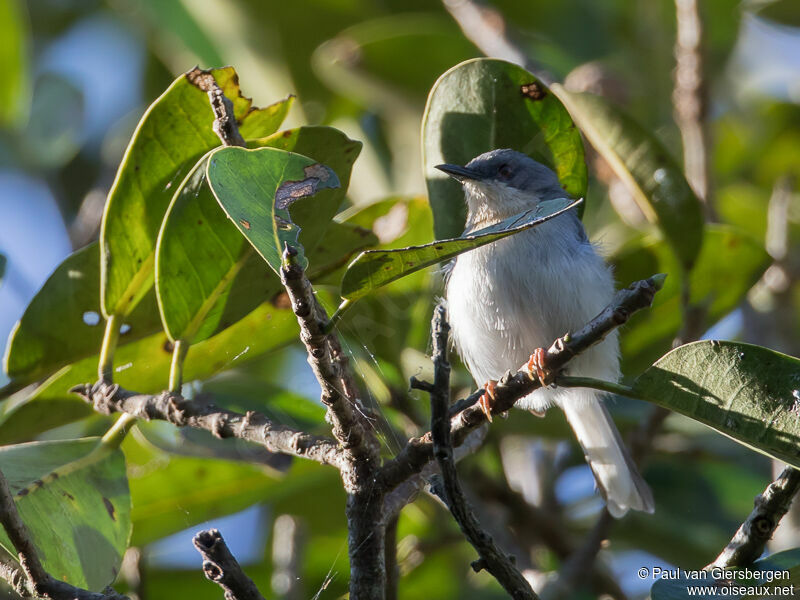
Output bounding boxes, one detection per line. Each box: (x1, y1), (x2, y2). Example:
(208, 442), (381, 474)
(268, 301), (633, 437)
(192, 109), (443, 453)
(445, 215), (620, 411)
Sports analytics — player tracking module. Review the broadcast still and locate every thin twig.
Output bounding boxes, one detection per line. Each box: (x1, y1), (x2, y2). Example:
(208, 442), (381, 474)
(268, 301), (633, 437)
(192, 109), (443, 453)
(193, 529), (266, 600)
(379, 275), (664, 491)
(0, 467), (128, 599)
(425, 304), (537, 599)
(71, 381), (343, 467)
(709, 467), (800, 568)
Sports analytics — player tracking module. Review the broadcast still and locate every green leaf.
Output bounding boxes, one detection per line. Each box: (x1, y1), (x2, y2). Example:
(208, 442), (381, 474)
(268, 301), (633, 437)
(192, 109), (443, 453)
(340, 197), (580, 301)
(554, 86), (705, 271)
(650, 548), (800, 600)
(614, 225), (770, 375)
(100, 67), (290, 318)
(1, 225), (372, 440)
(0, 438), (130, 591)
(312, 14), (479, 105)
(3, 243), (163, 386)
(139, 0), (224, 67)
(0, 0), (29, 127)
(206, 146), (340, 274)
(422, 58), (587, 239)
(632, 341), (800, 469)
(251, 126), (362, 256)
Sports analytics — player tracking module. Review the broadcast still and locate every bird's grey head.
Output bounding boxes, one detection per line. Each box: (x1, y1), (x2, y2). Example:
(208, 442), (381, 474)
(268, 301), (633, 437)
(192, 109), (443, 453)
(436, 149), (568, 225)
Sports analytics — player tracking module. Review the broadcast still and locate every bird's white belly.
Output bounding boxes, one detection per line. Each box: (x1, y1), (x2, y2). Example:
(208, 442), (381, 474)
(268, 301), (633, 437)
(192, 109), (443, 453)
(445, 228), (620, 412)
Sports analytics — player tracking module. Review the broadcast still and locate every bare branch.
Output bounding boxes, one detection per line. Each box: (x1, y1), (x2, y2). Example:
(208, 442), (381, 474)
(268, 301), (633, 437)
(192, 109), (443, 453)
(0, 467), (128, 600)
(186, 67), (246, 148)
(672, 0), (711, 210)
(71, 381), (343, 467)
(379, 275), (664, 490)
(709, 466), (800, 568)
(193, 529), (265, 600)
(425, 304), (537, 599)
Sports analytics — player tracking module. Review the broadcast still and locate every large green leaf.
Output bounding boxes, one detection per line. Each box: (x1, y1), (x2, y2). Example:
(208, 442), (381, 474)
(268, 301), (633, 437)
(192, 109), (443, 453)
(1, 225), (372, 441)
(206, 146), (340, 274)
(0, 300), (296, 444)
(251, 126), (361, 256)
(555, 86), (705, 271)
(3, 243), (162, 385)
(632, 341), (800, 469)
(650, 548), (800, 600)
(0, 0), (29, 127)
(614, 225), (770, 375)
(100, 66), (291, 318)
(340, 197), (580, 301)
(0, 438), (130, 591)
(422, 58), (587, 239)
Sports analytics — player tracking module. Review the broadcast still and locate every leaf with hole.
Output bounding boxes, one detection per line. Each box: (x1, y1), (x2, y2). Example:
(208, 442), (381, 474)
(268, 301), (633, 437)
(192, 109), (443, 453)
(206, 146), (340, 274)
(250, 126), (361, 256)
(0, 438), (130, 591)
(555, 86), (704, 271)
(632, 341), (800, 469)
(422, 58), (587, 239)
(3, 243), (162, 387)
(340, 197), (580, 301)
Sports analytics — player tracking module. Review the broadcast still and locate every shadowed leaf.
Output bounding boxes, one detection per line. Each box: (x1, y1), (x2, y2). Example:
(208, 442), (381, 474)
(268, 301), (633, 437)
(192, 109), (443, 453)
(423, 58), (587, 239)
(0, 438), (130, 591)
(555, 86), (705, 271)
(633, 341), (800, 469)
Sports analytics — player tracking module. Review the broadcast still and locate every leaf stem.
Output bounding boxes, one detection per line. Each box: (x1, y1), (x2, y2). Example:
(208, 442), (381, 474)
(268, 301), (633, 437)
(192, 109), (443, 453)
(168, 339), (189, 393)
(555, 375), (644, 400)
(100, 414), (136, 450)
(98, 314), (122, 381)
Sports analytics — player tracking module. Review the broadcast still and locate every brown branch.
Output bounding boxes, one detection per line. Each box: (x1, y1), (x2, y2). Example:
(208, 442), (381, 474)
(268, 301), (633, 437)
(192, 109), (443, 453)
(193, 529), (266, 600)
(70, 381), (343, 467)
(425, 304), (537, 599)
(279, 246), (384, 600)
(672, 0), (712, 212)
(379, 275), (664, 491)
(709, 467), (800, 568)
(0, 467), (128, 599)
(186, 66), (246, 148)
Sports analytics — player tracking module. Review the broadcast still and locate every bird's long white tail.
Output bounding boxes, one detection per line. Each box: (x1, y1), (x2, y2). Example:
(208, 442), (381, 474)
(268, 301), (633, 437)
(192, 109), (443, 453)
(561, 392), (654, 518)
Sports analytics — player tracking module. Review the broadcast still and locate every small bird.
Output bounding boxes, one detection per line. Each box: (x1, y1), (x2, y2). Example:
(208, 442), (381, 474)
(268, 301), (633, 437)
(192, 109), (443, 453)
(438, 149), (654, 518)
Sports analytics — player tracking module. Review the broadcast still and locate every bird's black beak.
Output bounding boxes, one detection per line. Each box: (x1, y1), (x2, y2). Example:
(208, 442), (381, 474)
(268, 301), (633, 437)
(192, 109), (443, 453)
(435, 163), (483, 183)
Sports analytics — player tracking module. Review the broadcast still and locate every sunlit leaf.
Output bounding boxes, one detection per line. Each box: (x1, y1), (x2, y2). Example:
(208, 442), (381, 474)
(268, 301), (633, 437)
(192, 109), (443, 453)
(206, 146), (340, 274)
(3, 243), (162, 386)
(555, 86), (705, 270)
(340, 198), (579, 301)
(0, 0), (29, 127)
(423, 58), (587, 239)
(633, 341), (800, 469)
(100, 67), (291, 318)
(0, 438), (130, 591)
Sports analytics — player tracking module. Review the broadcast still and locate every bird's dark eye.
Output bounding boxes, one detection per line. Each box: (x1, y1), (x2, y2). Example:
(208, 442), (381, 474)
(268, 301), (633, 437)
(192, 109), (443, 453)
(498, 164), (513, 179)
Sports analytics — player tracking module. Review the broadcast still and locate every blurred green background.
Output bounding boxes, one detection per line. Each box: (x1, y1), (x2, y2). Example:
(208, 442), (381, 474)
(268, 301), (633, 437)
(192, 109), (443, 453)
(1, 0), (799, 598)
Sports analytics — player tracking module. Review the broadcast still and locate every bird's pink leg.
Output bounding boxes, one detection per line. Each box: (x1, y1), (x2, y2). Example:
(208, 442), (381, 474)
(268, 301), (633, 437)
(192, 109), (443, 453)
(526, 347), (555, 387)
(478, 380), (498, 423)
